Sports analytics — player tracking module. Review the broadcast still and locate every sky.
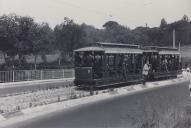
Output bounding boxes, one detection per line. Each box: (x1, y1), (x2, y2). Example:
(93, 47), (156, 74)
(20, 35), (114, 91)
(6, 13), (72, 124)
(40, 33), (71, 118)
(0, 0), (191, 29)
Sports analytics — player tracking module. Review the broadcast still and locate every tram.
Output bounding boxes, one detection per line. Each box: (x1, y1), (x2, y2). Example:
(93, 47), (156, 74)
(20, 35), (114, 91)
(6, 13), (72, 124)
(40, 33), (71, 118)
(74, 42), (181, 88)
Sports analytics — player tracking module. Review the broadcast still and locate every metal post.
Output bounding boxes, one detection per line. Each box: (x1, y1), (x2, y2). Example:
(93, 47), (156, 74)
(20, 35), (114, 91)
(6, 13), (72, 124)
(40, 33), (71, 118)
(12, 70), (14, 82)
(73, 69), (75, 78)
(27, 70), (30, 81)
(179, 42), (181, 52)
(52, 70), (54, 79)
(40, 70), (43, 80)
(63, 69), (65, 78)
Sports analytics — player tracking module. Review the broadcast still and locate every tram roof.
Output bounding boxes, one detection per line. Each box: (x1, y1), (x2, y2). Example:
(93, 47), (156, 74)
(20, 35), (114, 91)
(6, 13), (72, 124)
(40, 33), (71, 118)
(158, 50), (180, 55)
(74, 47), (105, 52)
(143, 46), (178, 51)
(104, 47), (143, 54)
(92, 42), (140, 49)
(75, 42), (142, 53)
(142, 46), (180, 55)
(74, 46), (143, 54)
(74, 43), (180, 55)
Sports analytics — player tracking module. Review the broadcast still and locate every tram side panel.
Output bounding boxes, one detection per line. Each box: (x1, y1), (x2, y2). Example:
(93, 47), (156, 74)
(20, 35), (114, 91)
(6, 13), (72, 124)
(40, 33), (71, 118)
(74, 67), (93, 87)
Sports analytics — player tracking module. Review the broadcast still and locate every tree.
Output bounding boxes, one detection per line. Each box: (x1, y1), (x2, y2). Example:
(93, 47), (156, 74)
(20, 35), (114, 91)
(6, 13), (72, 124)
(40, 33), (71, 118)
(131, 27), (150, 45)
(0, 14), (19, 68)
(0, 14), (54, 69)
(15, 16), (35, 67)
(81, 23), (104, 44)
(182, 14), (189, 22)
(102, 21), (131, 43)
(31, 22), (54, 69)
(160, 18), (167, 28)
(103, 21), (119, 30)
(54, 17), (85, 64)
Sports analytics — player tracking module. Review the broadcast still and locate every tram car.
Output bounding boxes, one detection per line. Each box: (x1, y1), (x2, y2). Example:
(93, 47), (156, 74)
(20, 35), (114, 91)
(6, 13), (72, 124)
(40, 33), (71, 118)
(74, 42), (181, 88)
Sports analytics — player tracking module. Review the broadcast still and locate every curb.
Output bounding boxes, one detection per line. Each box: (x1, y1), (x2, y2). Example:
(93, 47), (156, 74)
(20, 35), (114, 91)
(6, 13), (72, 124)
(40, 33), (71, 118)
(1, 111), (24, 119)
(0, 115), (5, 122)
(0, 78), (74, 97)
(0, 78), (74, 89)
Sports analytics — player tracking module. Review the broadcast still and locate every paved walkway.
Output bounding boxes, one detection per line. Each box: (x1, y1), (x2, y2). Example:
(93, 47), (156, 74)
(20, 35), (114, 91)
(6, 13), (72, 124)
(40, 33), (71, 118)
(0, 78), (74, 89)
(0, 78), (74, 97)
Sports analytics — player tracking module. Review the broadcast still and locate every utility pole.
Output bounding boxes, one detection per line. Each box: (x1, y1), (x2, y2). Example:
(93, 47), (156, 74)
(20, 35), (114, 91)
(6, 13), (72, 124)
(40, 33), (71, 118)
(179, 42), (181, 52)
(173, 29), (176, 48)
(146, 23), (148, 28)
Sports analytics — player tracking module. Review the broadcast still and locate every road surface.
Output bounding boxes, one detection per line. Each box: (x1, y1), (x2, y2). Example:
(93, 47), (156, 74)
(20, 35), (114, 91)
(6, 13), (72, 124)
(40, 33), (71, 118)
(3, 80), (189, 128)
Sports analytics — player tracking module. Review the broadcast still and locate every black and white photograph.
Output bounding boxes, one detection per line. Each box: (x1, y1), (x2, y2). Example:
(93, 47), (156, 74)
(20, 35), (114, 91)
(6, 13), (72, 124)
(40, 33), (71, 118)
(0, 0), (191, 127)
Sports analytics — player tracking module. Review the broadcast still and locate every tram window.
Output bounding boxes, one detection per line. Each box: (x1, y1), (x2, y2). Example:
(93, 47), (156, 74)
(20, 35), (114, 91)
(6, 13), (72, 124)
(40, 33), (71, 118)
(173, 56), (177, 69)
(132, 54), (135, 64)
(118, 55), (124, 68)
(129, 54), (134, 73)
(167, 55), (172, 71)
(161, 55), (167, 71)
(134, 54), (140, 73)
(94, 54), (102, 66)
(93, 54), (103, 79)
(74, 52), (83, 67)
(124, 54), (133, 73)
(124, 55), (129, 66)
(74, 52), (94, 67)
(114, 55), (121, 67)
(84, 53), (94, 67)
(152, 55), (158, 72)
(175, 55), (180, 70)
(159, 55), (162, 71)
(108, 55), (114, 66)
(172, 55), (176, 70)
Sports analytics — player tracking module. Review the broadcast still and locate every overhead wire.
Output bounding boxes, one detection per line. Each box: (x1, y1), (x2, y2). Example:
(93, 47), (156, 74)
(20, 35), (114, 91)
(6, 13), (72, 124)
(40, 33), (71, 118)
(44, 0), (154, 21)
(35, 0), (155, 28)
(52, 0), (113, 18)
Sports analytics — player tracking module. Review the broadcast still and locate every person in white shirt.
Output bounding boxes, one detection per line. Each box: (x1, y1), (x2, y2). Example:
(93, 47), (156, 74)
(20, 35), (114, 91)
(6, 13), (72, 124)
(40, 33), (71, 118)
(142, 61), (150, 85)
(187, 67), (190, 72)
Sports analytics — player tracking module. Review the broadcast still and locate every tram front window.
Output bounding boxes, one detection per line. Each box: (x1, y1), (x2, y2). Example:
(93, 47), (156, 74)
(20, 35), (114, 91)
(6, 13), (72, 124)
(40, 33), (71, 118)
(75, 52), (93, 67)
(75, 52), (103, 68)
(74, 52), (82, 67)
(75, 51), (103, 79)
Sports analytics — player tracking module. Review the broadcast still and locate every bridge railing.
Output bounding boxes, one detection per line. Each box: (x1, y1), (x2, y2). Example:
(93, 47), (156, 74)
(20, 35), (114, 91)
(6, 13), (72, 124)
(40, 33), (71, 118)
(0, 69), (74, 83)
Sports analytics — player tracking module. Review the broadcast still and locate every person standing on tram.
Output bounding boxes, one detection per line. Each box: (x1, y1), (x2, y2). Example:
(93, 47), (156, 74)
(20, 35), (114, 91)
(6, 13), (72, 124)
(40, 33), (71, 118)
(142, 60), (150, 85)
